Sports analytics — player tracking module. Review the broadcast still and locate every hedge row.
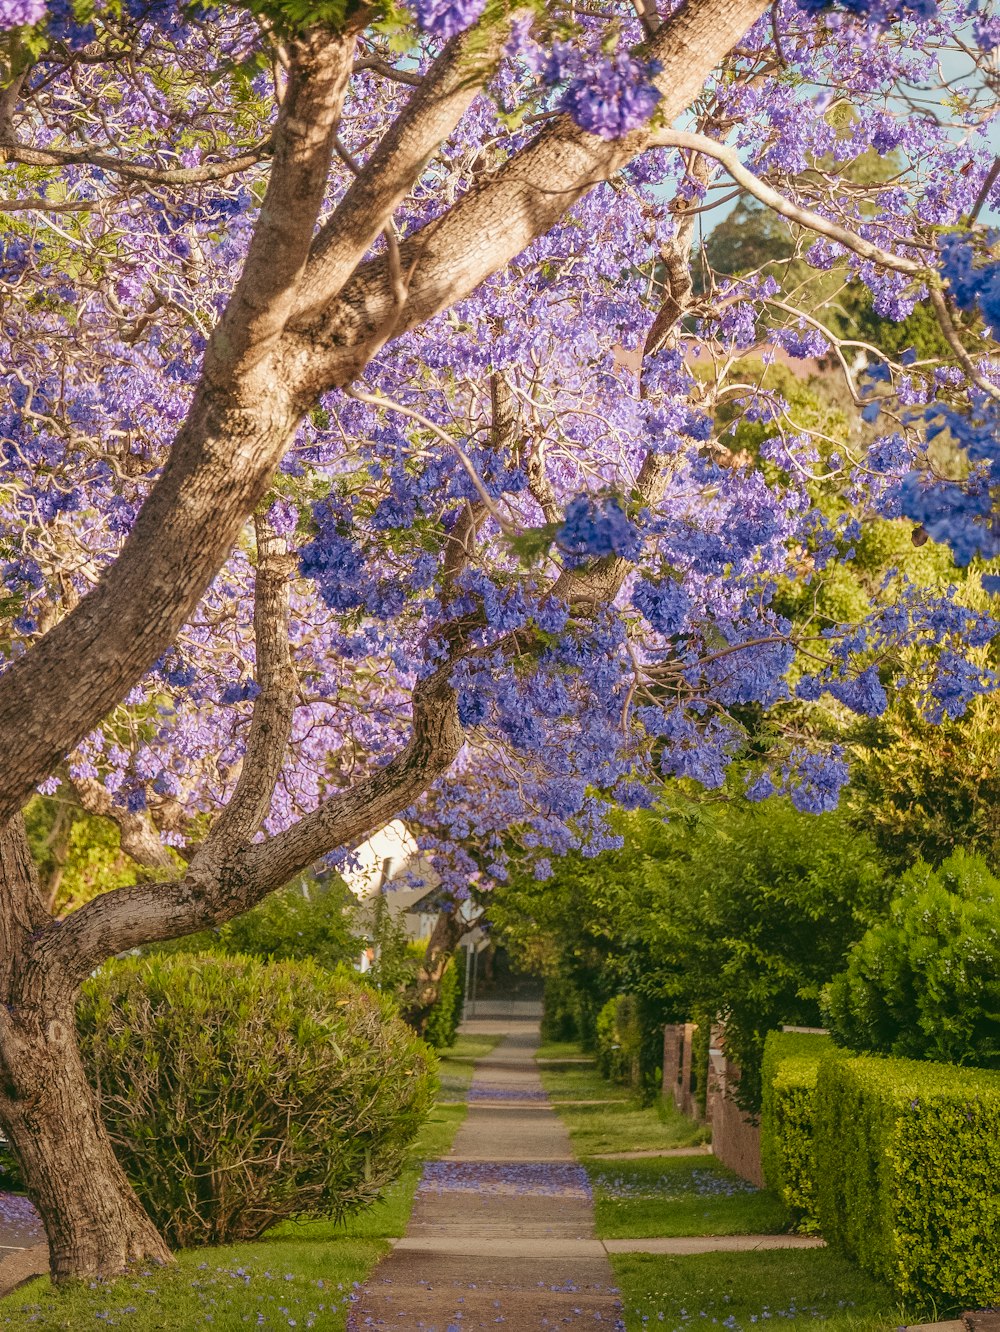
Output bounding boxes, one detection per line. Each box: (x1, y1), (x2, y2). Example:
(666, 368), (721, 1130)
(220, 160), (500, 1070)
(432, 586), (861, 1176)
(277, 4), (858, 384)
(762, 1031), (1000, 1309)
(759, 1032), (824, 1234)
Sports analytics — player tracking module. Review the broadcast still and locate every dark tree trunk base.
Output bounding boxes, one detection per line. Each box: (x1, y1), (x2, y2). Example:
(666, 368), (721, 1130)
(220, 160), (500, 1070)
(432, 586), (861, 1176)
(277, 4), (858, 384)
(0, 1006), (173, 1281)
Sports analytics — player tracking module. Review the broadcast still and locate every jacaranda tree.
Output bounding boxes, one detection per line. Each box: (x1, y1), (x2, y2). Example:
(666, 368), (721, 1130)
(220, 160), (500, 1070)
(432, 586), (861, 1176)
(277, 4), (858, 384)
(0, 0), (996, 1282)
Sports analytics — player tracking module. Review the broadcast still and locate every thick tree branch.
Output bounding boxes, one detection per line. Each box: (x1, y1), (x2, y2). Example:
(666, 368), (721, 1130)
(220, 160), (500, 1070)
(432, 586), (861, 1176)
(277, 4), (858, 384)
(36, 662), (462, 985)
(289, 0), (771, 393)
(294, 20), (511, 320)
(0, 31), (356, 827)
(212, 30), (358, 372)
(192, 513), (298, 866)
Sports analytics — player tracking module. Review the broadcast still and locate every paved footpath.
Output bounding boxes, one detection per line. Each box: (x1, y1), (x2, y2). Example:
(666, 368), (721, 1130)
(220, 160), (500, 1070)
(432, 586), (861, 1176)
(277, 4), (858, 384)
(349, 1020), (624, 1330)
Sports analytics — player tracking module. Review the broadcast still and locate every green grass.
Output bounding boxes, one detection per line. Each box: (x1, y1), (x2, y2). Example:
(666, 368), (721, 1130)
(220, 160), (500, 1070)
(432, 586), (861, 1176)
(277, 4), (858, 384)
(538, 1061), (631, 1102)
(589, 1156), (790, 1239)
(535, 1039), (596, 1060)
(0, 1233), (385, 1329)
(1, 1068), (475, 1328)
(536, 1041), (708, 1154)
(611, 1248), (912, 1332)
(437, 1032), (504, 1101)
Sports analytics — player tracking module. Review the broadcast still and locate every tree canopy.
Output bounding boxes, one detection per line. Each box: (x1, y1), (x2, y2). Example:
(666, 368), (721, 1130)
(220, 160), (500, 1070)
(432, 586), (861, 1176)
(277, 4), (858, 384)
(0, 0), (996, 1279)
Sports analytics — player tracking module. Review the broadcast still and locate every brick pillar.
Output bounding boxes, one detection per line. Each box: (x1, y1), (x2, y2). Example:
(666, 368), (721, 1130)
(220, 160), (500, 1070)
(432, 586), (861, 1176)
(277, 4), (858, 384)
(679, 1021), (696, 1117)
(662, 1024), (682, 1098)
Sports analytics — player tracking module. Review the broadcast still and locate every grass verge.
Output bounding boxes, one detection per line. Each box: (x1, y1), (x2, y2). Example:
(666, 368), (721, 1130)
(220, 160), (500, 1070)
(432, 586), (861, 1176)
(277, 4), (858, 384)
(538, 1045), (707, 1155)
(0, 1233), (383, 1330)
(537, 1062), (631, 1102)
(589, 1156), (789, 1239)
(1, 1062), (475, 1328)
(438, 1032), (504, 1102)
(611, 1248), (912, 1332)
(535, 1040), (595, 1060)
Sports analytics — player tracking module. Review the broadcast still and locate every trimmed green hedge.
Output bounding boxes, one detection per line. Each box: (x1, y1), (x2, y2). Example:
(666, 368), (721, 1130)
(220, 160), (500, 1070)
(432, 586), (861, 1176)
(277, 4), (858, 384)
(760, 1032), (830, 1234)
(815, 1052), (1000, 1309)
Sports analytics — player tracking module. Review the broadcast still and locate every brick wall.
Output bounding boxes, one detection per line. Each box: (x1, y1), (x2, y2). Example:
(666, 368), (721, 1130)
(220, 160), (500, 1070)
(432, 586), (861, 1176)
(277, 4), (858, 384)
(706, 1023), (764, 1187)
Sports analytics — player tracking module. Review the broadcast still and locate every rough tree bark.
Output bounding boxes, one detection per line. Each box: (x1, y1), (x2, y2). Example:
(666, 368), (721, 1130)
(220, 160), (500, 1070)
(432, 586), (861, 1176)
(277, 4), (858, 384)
(409, 906), (468, 1033)
(0, 815), (172, 1277)
(0, 0), (771, 1282)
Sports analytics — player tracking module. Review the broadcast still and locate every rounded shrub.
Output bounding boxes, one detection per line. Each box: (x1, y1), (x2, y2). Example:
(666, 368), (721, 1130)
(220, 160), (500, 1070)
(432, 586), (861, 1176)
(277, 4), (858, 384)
(824, 848), (1000, 1067)
(77, 952), (436, 1248)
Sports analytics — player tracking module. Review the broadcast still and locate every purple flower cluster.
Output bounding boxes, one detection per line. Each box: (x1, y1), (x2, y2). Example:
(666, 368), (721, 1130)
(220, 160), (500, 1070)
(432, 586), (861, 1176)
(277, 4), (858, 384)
(412, 0), (485, 41)
(563, 53), (661, 141)
(0, 0), (44, 27)
(558, 494), (642, 560)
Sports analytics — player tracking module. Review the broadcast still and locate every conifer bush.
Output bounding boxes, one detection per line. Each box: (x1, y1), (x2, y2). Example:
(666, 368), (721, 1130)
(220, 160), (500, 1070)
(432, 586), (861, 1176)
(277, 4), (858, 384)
(824, 849), (1000, 1067)
(77, 953), (435, 1248)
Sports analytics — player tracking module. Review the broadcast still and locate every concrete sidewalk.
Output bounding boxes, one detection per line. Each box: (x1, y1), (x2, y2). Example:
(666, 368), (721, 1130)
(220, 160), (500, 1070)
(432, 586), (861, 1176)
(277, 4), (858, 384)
(348, 1020), (623, 1329)
(0, 1193), (47, 1296)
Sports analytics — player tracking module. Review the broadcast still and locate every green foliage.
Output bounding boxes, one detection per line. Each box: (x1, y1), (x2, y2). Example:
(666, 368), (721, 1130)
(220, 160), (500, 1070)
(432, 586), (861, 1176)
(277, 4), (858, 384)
(421, 953), (463, 1049)
(596, 995), (636, 1085)
(815, 1052), (1000, 1309)
(700, 198), (795, 279)
(77, 953), (435, 1248)
(689, 1013), (711, 1118)
(595, 994), (662, 1101)
(824, 849), (1000, 1067)
(216, 876), (358, 971)
(848, 689), (1000, 874)
(760, 1032), (830, 1234)
(496, 798), (887, 1113)
(24, 795), (139, 914)
(541, 973), (585, 1044)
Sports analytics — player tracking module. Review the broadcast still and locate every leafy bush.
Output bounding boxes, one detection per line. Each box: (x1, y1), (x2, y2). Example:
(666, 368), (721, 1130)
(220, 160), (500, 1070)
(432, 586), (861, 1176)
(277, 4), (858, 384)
(150, 877), (359, 973)
(824, 849), (1000, 1067)
(218, 877), (358, 971)
(815, 1052), (1000, 1309)
(760, 1032), (830, 1234)
(78, 953), (435, 1248)
(596, 995), (644, 1091)
(541, 974), (582, 1044)
(422, 953), (463, 1049)
(497, 800), (887, 1113)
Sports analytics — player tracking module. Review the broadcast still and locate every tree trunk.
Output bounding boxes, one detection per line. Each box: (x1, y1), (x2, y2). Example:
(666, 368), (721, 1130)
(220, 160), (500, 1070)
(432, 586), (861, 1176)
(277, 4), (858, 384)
(0, 813), (172, 1281)
(0, 995), (173, 1281)
(410, 906), (466, 1033)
